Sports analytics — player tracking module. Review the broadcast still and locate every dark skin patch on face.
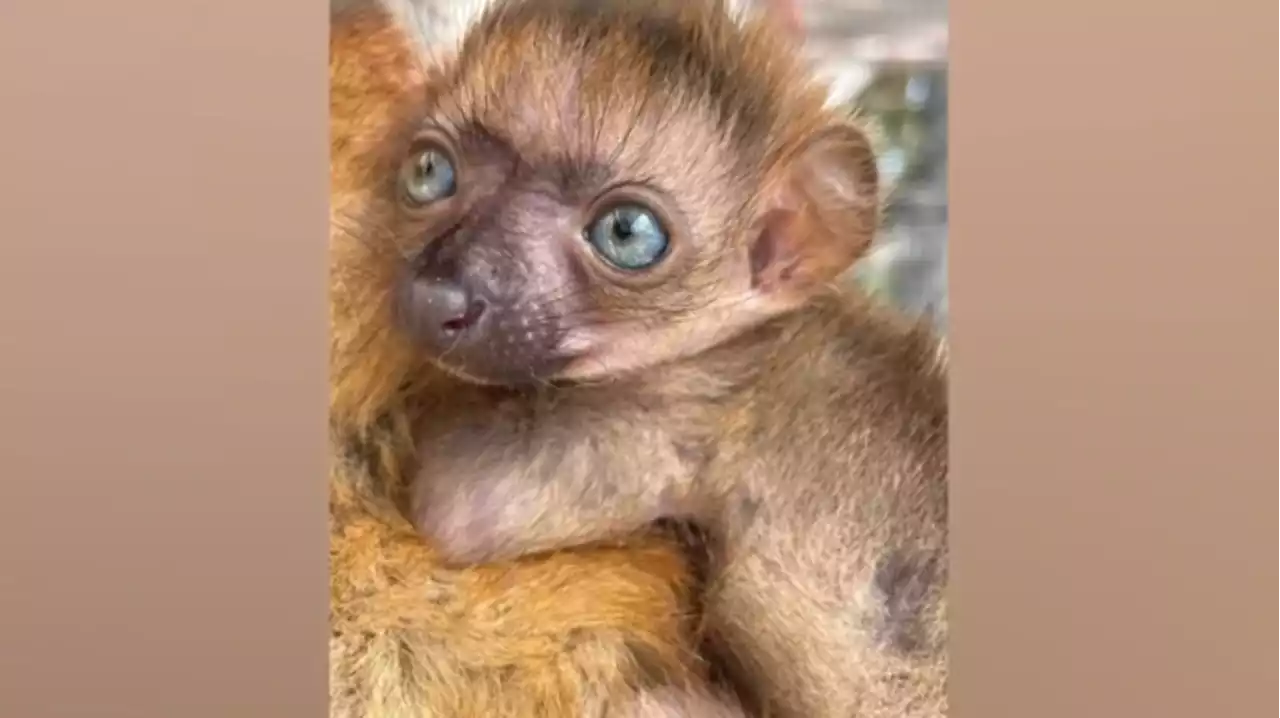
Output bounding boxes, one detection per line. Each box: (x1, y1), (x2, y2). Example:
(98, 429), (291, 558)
(452, 117), (615, 199)
(539, 156), (616, 201)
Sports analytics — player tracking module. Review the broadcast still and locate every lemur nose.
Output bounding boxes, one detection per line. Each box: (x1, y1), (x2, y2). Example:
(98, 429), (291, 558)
(408, 277), (489, 345)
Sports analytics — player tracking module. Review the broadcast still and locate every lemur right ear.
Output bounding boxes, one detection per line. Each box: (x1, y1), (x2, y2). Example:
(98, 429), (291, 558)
(747, 120), (881, 301)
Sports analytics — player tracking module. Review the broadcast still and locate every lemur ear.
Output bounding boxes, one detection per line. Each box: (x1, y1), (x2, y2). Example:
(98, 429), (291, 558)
(748, 120), (881, 299)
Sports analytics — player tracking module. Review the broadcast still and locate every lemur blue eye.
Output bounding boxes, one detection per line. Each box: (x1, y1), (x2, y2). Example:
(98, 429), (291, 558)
(585, 204), (670, 271)
(401, 147), (457, 205)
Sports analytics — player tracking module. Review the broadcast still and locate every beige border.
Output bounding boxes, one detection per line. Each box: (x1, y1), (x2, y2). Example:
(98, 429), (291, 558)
(0, 0), (330, 713)
(948, 2), (1277, 716)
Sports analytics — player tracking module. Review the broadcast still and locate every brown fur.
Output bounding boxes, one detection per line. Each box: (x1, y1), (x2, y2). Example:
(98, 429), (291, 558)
(622, 686), (750, 718)
(396, 2), (949, 716)
(329, 6), (725, 717)
(414, 298), (949, 718)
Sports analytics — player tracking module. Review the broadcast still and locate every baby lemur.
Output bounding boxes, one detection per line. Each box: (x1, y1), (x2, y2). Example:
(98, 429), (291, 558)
(329, 5), (742, 717)
(392, 1), (949, 716)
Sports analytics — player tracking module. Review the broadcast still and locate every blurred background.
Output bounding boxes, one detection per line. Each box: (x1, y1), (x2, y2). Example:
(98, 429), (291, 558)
(359, 0), (950, 332)
(792, 0), (949, 334)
